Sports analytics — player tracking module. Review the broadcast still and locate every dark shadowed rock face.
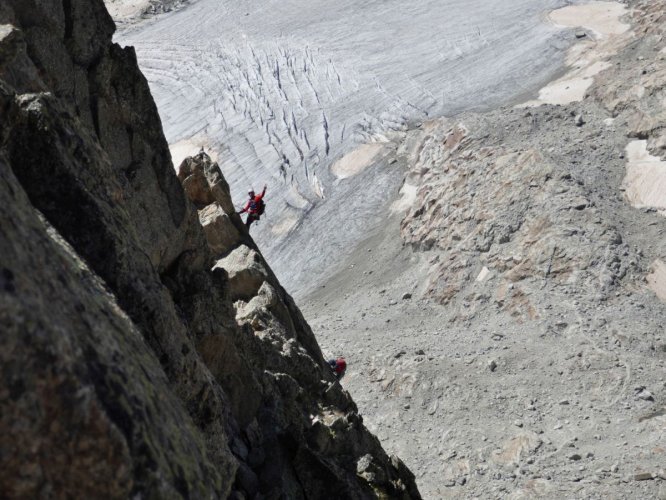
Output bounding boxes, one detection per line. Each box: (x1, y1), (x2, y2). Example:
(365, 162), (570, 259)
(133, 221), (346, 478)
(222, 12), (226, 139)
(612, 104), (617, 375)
(0, 156), (224, 499)
(0, 0), (420, 498)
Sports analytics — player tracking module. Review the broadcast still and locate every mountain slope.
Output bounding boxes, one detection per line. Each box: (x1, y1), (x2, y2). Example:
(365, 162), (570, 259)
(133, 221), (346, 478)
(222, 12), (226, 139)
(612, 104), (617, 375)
(303, 1), (666, 497)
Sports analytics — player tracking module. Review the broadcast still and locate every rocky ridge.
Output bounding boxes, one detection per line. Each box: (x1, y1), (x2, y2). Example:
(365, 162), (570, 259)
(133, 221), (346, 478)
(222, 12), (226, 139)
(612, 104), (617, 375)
(0, 0), (420, 498)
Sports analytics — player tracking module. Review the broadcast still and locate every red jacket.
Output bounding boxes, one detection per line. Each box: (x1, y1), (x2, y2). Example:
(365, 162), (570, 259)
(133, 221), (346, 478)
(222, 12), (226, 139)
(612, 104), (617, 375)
(240, 186), (266, 214)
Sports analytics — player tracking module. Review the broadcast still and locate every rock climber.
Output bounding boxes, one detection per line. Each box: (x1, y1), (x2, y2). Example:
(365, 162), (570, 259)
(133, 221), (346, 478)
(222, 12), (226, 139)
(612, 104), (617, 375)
(328, 357), (347, 380)
(238, 185), (267, 229)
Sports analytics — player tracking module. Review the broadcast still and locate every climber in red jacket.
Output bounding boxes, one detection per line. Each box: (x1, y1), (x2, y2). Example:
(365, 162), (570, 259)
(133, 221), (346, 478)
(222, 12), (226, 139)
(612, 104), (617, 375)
(238, 185), (267, 229)
(328, 357), (347, 380)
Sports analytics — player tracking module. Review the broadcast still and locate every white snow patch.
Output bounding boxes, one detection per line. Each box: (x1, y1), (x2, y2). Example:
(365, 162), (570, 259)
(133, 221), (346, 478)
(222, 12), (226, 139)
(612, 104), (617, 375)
(390, 183), (418, 214)
(580, 61), (613, 79)
(549, 1), (630, 38)
(521, 2), (630, 107)
(331, 143), (386, 180)
(476, 267), (492, 282)
(623, 140), (666, 213)
(531, 76), (593, 106)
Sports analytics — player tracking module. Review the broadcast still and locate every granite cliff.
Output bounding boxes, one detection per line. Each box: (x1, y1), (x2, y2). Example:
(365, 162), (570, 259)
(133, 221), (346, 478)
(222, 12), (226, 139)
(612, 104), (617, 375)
(0, 0), (420, 497)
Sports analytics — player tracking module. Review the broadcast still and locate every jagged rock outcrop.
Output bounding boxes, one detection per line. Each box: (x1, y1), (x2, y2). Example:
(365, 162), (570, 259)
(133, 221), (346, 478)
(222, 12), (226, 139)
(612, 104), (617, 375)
(177, 152), (421, 498)
(0, 0), (420, 498)
(399, 115), (640, 313)
(177, 153), (244, 255)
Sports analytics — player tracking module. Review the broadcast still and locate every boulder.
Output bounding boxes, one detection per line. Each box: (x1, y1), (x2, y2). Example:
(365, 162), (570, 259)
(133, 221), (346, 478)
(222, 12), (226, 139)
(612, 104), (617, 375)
(181, 167), (215, 206)
(200, 202), (242, 256)
(214, 245), (269, 301)
(177, 154), (236, 214)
